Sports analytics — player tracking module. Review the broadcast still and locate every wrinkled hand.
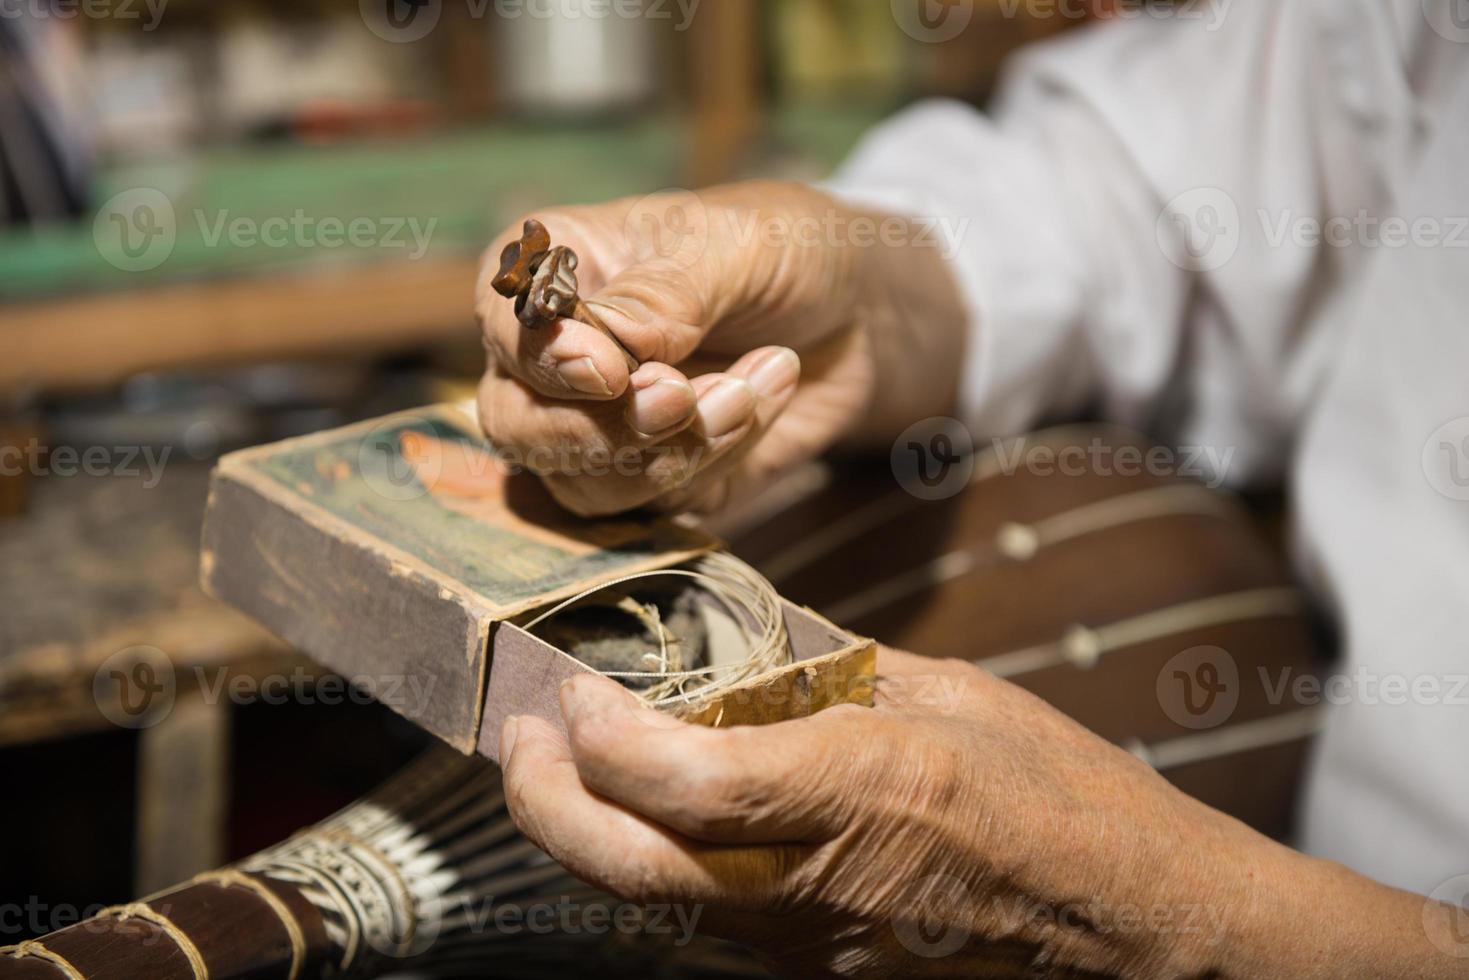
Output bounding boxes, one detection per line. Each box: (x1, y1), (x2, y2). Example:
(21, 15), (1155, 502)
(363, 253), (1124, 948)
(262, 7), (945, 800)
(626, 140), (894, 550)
(497, 648), (1334, 978)
(474, 182), (964, 517)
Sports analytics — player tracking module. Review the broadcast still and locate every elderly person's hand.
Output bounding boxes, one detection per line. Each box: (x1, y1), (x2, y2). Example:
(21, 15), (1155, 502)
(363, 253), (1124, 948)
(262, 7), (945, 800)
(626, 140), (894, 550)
(474, 182), (965, 516)
(498, 648), (1460, 978)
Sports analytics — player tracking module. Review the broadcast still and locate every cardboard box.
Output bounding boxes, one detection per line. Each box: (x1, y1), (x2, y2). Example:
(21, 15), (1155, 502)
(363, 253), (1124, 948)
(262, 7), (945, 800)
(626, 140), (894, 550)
(201, 404), (875, 760)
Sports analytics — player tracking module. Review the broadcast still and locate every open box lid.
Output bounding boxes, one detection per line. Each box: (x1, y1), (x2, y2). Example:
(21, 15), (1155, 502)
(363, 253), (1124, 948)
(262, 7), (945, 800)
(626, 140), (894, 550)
(201, 403), (721, 751)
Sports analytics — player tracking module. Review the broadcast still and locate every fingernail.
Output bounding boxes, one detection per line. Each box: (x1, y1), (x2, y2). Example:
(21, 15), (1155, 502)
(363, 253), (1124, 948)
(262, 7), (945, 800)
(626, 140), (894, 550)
(626, 377), (696, 436)
(696, 378), (757, 438)
(500, 715), (520, 766)
(559, 677), (585, 724)
(746, 347), (800, 398)
(558, 356), (613, 396)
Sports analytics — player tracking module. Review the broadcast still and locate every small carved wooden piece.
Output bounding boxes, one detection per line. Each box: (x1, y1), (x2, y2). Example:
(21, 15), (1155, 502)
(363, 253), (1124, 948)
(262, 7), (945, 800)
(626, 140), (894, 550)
(490, 217), (550, 308)
(491, 219), (639, 370)
(522, 245), (580, 326)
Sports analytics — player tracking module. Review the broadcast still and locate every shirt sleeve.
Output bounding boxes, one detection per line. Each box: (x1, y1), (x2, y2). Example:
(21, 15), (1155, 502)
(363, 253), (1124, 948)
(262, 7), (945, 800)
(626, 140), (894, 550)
(826, 0), (1426, 484)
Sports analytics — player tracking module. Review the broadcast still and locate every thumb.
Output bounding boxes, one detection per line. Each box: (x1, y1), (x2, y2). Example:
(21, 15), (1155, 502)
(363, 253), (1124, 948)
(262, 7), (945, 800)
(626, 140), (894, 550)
(581, 258), (724, 368)
(557, 672), (876, 844)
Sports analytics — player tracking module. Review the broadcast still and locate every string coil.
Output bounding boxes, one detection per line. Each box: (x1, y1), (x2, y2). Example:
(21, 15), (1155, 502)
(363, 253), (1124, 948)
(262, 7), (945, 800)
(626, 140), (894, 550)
(521, 551), (790, 707)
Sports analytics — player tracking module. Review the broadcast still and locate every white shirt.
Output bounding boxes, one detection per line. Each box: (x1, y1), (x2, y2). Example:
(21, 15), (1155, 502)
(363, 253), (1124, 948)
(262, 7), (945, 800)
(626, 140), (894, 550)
(831, 0), (1469, 896)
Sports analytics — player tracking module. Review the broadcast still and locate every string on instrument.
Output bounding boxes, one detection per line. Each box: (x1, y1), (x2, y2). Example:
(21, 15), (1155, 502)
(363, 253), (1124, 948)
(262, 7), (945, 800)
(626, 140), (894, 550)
(520, 551), (791, 707)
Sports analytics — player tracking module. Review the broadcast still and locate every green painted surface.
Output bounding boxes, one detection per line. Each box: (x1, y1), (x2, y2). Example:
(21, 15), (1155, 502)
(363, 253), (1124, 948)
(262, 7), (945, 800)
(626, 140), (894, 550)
(0, 105), (885, 301)
(0, 120), (681, 298)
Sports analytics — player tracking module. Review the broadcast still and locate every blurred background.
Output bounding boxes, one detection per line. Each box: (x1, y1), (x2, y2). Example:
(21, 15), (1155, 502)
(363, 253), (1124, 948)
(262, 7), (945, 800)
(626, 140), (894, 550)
(0, 0), (1101, 948)
(0, 0), (1096, 481)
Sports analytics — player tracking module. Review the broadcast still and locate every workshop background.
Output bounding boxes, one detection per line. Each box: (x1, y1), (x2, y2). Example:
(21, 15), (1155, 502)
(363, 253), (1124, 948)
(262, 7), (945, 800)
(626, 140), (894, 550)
(1, 2), (1321, 973)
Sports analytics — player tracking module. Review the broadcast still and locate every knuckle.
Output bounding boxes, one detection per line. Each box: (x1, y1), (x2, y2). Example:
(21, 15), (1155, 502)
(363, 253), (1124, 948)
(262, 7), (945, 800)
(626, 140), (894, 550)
(911, 742), (969, 811)
(476, 395), (526, 452)
(565, 712), (622, 768)
(544, 406), (612, 457)
(484, 404), (625, 474)
(544, 474), (647, 517)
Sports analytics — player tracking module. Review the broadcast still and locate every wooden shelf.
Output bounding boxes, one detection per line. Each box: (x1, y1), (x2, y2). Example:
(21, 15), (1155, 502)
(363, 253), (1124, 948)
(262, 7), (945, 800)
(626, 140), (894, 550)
(0, 255), (482, 391)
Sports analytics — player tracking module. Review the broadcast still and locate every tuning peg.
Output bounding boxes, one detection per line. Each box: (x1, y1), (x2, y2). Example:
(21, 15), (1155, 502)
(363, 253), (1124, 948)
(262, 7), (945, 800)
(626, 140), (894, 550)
(490, 217), (639, 371)
(491, 218), (552, 300)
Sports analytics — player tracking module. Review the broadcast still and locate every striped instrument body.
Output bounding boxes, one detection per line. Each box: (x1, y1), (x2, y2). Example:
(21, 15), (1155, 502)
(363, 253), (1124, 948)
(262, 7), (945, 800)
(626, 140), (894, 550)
(724, 425), (1323, 840)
